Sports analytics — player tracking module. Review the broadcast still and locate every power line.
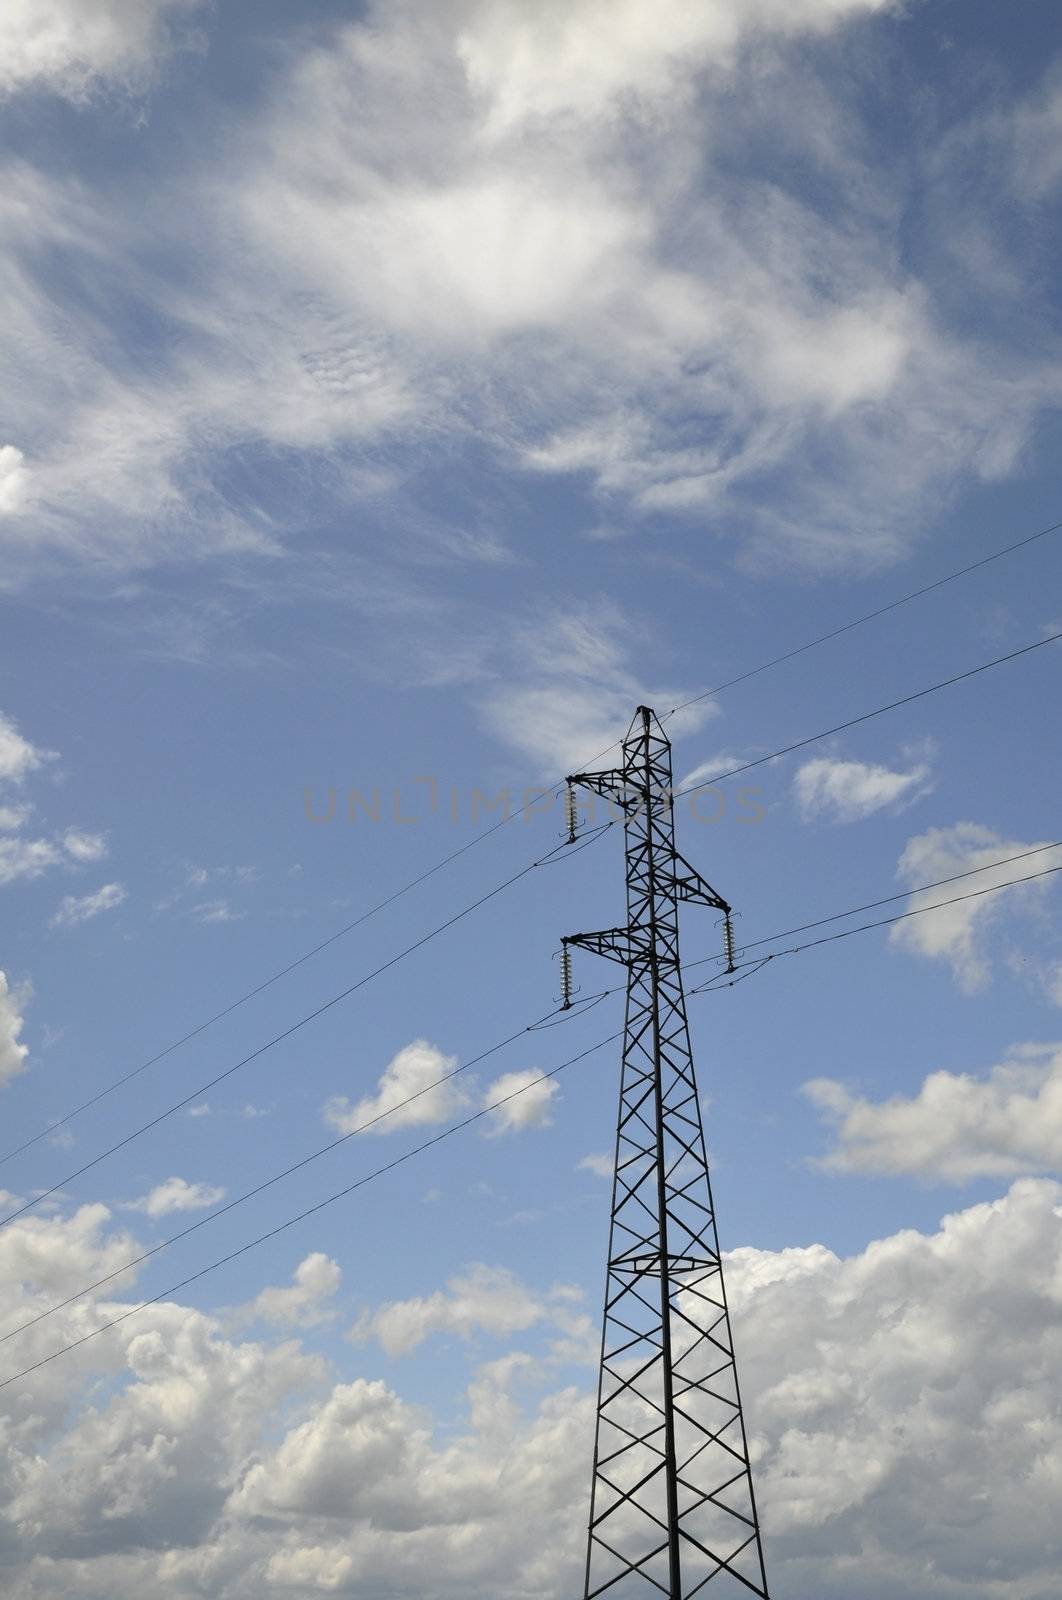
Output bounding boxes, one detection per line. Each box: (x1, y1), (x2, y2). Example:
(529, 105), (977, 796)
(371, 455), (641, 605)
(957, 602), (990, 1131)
(0, 995), (615, 1348)
(685, 840), (1062, 973)
(667, 513), (1062, 717)
(671, 629), (1062, 802)
(8, 626), (1057, 1223)
(0, 811), (530, 1170)
(12, 843), (1058, 1344)
(10, 516), (1057, 1171)
(687, 859), (1062, 990)
(0, 1029), (625, 1394)
(9, 855), (1060, 1378)
(0, 833), (590, 1230)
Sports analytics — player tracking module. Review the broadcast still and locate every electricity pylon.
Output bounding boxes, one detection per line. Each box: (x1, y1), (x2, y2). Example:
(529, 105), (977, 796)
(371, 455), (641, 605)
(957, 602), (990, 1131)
(563, 707), (769, 1600)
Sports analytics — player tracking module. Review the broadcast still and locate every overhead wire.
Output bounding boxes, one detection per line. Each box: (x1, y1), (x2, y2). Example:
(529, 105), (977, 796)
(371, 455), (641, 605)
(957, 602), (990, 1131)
(6, 626), (1058, 1230)
(0, 831), (603, 1230)
(7, 852), (1061, 1376)
(670, 629), (1062, 803)
(665, 513), (1062, 718)
(6, 627), (1058, 1220)
(0, 997), (611, 1348)
(0, 1028), (627, 1394)
(685, 839), (1062, 973)
(8, 514), (1058, 1170)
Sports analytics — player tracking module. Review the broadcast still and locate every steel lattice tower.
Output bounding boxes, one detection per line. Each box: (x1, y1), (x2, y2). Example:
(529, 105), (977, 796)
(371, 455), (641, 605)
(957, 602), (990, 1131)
(564, 706), (770, 1600)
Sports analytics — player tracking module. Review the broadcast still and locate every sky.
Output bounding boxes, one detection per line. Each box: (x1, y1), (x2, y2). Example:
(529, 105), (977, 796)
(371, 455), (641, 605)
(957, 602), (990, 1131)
(1, 1), (1062, 1596)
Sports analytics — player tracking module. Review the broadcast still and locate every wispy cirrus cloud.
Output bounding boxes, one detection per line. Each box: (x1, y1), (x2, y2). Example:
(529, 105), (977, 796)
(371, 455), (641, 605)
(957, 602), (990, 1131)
(0, 0), (203, 101)
(2, 0), (1060, 591)
(49, 881), (126, 929)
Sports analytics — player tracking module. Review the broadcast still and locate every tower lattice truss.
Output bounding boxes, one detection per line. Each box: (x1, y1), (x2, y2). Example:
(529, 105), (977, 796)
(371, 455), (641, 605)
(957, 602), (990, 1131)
(565, 707), (770, 1599)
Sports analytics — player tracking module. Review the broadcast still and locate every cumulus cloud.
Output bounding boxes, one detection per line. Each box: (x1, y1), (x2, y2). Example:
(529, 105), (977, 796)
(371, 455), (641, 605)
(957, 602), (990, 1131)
(0, 708), (53, 784)
(5, 1182), (1062, 1595)
(794, 747), (934, 823)
(129, 1176), (225, 1217)
(0, 0), (202, 100)
(482, 1069), (558, 1135)
(0, 969), (31, 1087)
(324, 1039), (471, 1137)
(805, 1041), (1062, 1181)
(249, 1254), (343, 1329)
(890, 823), (1060, 991)
(0, 443), (29, 513)
(49, 880), (127, 928)
(352, 1264), (547, 1357)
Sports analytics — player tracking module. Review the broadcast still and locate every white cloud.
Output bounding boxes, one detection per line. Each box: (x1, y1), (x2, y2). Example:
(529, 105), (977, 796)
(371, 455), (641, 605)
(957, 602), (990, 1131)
(62, 829), (108, 862)
(1008, 63), (1062, 198)
(458, 0), (892, 134)
(0, 833), (62, 886)
(324, 1039), (471, 1137)
(479, 603), (717, 774)
(0, 801), (32, 829)
(249, 1254), (343, 1329)
(794, 748), (934, 823)
(577, 1153), (613, 1178)
(0, 714), (115, 892)
(0, 443), (29, 513)
(129, 1176), (225, 1217)
(49, 880), (127, 928)
(6, 1182), (1062, 1594)
(482, 1069), (558, 1135)
(0, 0), (202, 100)
(2, 0), (1055, 587)
(0, 970), (31, 1088)
(191, 898), (242, 924)
(890, 823), (1060, 992)
(0, 708), (53, 784)
(806, 1041), (1062, 1181)
(352, 1264), (546, 1357)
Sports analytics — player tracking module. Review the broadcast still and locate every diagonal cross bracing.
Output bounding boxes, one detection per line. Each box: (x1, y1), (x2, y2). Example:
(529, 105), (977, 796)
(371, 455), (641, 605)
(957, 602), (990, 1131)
(566, 707), (770, 1599)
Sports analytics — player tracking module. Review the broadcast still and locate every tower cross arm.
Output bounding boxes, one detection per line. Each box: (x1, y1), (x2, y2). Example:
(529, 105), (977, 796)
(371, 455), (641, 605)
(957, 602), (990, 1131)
(566, 767), (638, 810)
(666, 850), (732, 914)
(563, 927), (633, 966)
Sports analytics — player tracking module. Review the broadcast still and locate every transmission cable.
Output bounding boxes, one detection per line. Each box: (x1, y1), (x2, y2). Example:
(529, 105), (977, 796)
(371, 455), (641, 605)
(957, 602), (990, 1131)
(9, 516), (1057, 1168)
(666, 512), (1062, 717)
(687, 859), (1062, 991)
(7, 626), (1057, 1221)
(0, 993), (614, 1348)
(0, 832), (598, 1230)
(671, 629), (1062, 803)
(0, 1029), (625, 1393)
(7, 854), (1060, 1367)
(685, 840), (1062, 974)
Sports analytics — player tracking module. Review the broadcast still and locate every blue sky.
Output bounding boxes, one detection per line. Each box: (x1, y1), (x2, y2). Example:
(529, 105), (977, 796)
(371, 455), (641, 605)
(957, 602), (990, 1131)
(1, 2), (1062, 1597)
